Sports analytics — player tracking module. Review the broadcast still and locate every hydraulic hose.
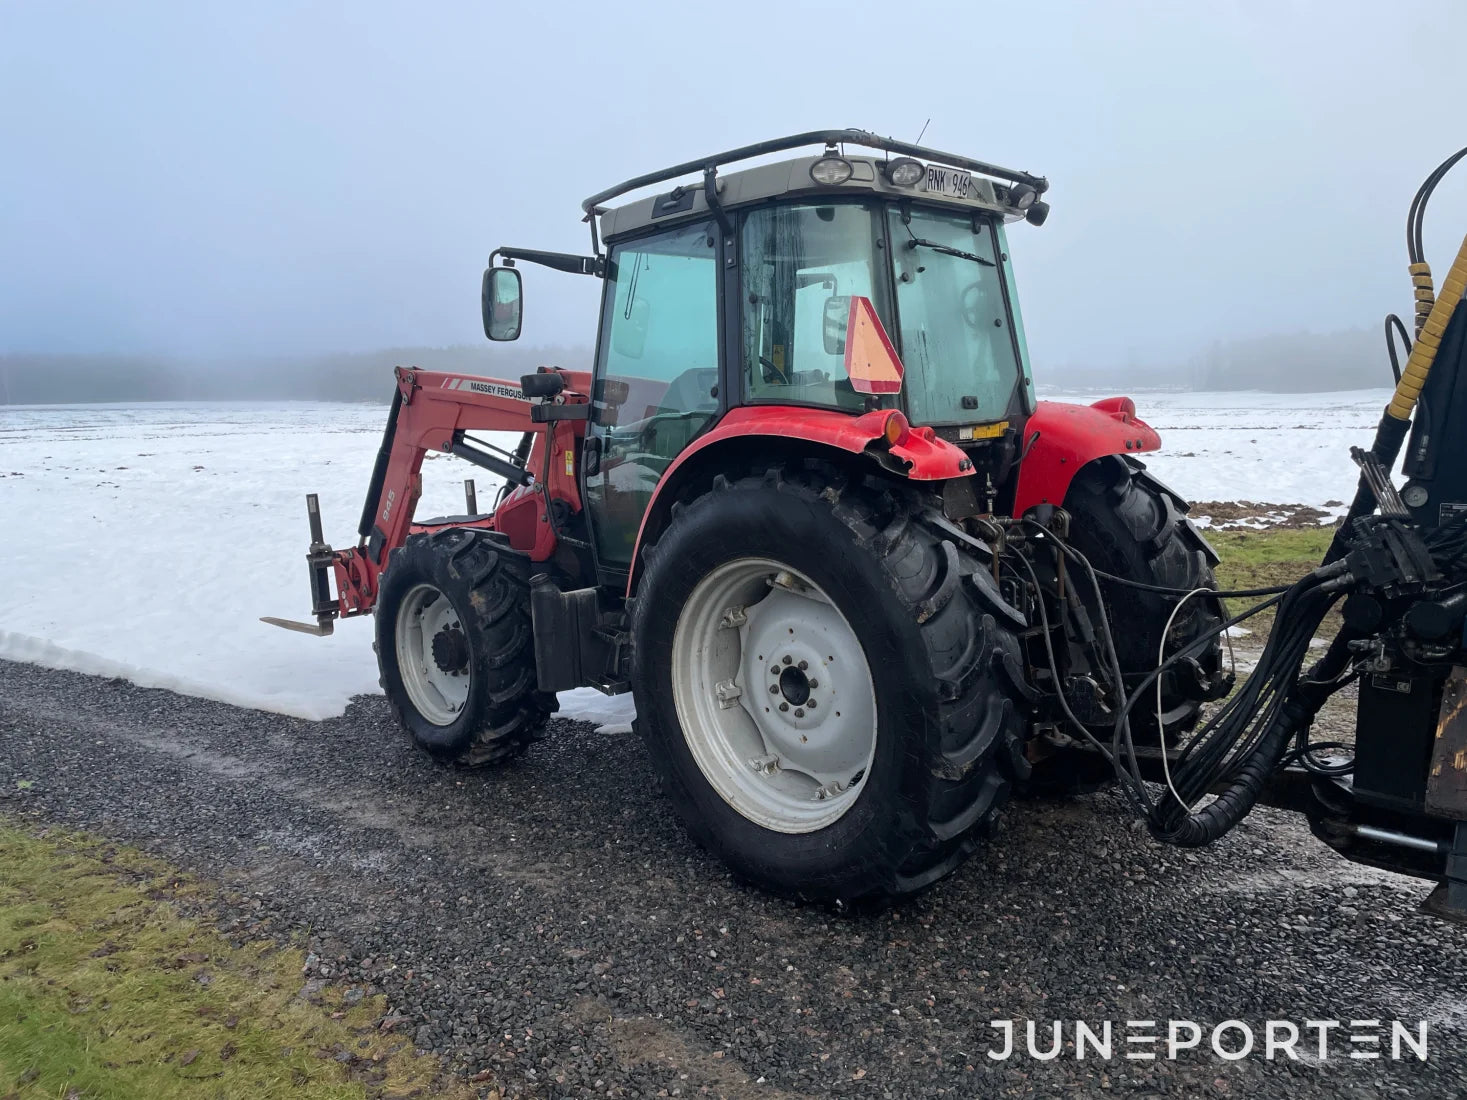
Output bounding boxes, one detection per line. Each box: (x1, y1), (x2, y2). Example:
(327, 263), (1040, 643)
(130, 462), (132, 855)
(1330, 147), (1467, 560)
(1153, 701), (1298, 848)
(1389, 231), (1467, 422)
(1329, 231), (1467, 562)
(1147, 574), (1344, 846)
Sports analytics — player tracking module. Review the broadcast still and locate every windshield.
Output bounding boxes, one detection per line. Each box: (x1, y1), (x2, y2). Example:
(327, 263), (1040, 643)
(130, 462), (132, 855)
(887, 206), (1024, 425)
(738, 200), (1026, 425)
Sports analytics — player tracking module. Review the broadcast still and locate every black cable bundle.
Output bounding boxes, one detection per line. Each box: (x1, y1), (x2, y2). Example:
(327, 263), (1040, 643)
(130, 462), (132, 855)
(1141, 570), (1343, 846)
(1001, 516), (1357, 845)
(1424, 511), (1467, 569)
(1001, 506), (1465, 848)
(1004, 522), (1300, 823)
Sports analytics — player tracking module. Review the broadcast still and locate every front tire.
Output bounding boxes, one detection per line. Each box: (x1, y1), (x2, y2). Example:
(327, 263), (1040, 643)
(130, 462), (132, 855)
(375, 527), (555, 765)
(630, 464), (1029, 906)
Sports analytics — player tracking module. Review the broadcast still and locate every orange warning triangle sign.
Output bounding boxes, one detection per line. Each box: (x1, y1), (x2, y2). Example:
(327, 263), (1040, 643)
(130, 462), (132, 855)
(843, 296), (905, 395)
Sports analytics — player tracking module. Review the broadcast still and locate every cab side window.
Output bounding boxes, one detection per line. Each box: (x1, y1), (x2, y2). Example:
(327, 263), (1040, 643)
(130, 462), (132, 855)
(586, 222), (719, 567)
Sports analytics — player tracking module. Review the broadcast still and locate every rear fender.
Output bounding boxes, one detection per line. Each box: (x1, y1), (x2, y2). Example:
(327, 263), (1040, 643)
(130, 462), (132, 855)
(625, 405), (971, 594)
(1012, 397), (1161, 515)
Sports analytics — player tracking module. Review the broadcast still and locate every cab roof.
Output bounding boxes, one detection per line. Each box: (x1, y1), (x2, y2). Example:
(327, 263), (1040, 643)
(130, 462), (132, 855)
(586, 128), (1049, 244)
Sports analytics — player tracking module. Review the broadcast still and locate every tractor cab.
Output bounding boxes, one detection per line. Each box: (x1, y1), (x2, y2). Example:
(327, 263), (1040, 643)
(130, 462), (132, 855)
(591, 147), (1044, 439)
(486, 129), (1053, 573)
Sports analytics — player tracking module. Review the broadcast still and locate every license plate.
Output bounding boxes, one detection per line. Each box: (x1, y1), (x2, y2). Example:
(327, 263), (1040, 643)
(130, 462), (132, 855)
(924, 165), (972, 198)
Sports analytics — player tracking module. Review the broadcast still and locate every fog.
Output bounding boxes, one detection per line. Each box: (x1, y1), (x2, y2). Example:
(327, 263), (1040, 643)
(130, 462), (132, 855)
(2, 1), (1465, 394)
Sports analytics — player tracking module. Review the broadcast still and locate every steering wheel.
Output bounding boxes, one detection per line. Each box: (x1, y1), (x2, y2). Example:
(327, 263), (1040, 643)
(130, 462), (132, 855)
(759, 355), (787, 383)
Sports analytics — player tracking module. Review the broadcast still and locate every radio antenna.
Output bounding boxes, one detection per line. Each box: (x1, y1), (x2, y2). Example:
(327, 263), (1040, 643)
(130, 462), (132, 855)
(915, 118), (931, 144)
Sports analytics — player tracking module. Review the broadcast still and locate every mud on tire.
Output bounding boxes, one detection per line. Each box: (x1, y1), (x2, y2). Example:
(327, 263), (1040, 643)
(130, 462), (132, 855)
(375, 527), (555, 766)
(630, 462), (1030, 907)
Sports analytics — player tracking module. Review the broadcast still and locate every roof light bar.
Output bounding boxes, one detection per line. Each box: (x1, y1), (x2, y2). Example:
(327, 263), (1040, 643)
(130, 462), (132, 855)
(582, 128), (1048, 214)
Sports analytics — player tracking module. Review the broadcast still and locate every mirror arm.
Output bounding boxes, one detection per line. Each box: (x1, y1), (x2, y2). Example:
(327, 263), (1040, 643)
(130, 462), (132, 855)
(582, 211), (604, 267)
(489, 246), (604, 278)
(702, 165), (734, 238)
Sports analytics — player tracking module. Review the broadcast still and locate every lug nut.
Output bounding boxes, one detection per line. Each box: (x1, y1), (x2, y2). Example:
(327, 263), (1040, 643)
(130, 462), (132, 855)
(808, 679), (818, 689)
(798, 660), (808, 670)
(779, 702), (789, 712)
(807, 700), (817, 709)
(782, 655), (792, 665)
(769, 684), (779, 694)
(794, 708), (805, 718)
(770, 665), (780, 675)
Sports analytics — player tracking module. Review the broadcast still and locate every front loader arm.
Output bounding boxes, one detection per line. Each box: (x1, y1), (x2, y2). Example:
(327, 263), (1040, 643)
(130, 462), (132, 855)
(264, 365), (589, 636)
(358, 369), (536, 566)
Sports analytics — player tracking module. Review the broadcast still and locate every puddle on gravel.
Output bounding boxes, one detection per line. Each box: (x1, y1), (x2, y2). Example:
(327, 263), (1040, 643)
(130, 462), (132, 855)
(256, 824), (389, 873)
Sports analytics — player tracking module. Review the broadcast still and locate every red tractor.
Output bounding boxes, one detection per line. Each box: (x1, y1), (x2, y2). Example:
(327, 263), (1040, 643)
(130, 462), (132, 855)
(269, 130), (1231, 905)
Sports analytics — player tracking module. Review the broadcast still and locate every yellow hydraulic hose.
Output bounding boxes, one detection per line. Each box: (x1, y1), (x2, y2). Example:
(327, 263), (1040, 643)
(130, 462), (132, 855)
(1389, 232), (1467, 421)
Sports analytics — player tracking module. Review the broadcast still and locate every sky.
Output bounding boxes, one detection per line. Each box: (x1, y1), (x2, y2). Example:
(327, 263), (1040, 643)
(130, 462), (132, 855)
(2, 0), (1465, 375)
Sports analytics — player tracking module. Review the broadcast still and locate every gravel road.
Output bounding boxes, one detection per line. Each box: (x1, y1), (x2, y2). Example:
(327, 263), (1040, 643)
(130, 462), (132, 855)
(3, 658), (1466, 1099)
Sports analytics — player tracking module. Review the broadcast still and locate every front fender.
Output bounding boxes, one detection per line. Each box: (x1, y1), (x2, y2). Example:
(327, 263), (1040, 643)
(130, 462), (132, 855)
(1012, 397), (1161, 515)
(627, 405), (970, 593)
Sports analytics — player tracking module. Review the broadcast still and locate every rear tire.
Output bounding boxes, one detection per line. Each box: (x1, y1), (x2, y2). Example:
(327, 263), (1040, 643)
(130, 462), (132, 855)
(375, 527), (555, 765)
(630, 464), (1029, 906)
(1028, 456), (1228, 793)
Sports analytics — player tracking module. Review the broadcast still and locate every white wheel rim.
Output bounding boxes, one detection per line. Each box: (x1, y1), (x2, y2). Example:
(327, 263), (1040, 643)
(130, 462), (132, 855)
(670, 558), (878, 833)
(394, 582), (471, 726)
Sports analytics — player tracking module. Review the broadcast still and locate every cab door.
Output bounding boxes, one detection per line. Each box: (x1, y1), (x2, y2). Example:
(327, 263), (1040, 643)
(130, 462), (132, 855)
(583, 220), (721, 573)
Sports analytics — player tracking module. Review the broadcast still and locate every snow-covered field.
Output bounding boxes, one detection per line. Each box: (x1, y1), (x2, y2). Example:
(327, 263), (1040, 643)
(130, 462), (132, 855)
(1043, 387), (1391, 519)
(0, 389), (1392, 722)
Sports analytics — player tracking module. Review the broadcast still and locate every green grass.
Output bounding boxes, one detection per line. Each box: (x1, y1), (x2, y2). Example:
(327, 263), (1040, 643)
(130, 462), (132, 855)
(1208, 526), (1336, 591)
(0, 823), (479, 1100)
(1206, 525), (1337, 641)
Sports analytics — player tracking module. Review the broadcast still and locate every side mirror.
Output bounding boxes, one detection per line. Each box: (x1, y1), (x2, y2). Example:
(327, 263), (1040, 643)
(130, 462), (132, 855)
(822, 295), (852, 355)
(482, 266), (523, 341)
(612, 297), (649, 359)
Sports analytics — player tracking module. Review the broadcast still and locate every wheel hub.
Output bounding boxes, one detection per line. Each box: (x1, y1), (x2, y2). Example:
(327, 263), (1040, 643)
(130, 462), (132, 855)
(431, 625), (469, 675)
(778, 664), (811, 706)
(741, 596), (868, 781)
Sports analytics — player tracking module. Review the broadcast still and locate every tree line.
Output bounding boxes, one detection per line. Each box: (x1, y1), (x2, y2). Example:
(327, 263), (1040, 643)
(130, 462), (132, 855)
(1, 327), (1397, 405)
(0, 344), (593, 405)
